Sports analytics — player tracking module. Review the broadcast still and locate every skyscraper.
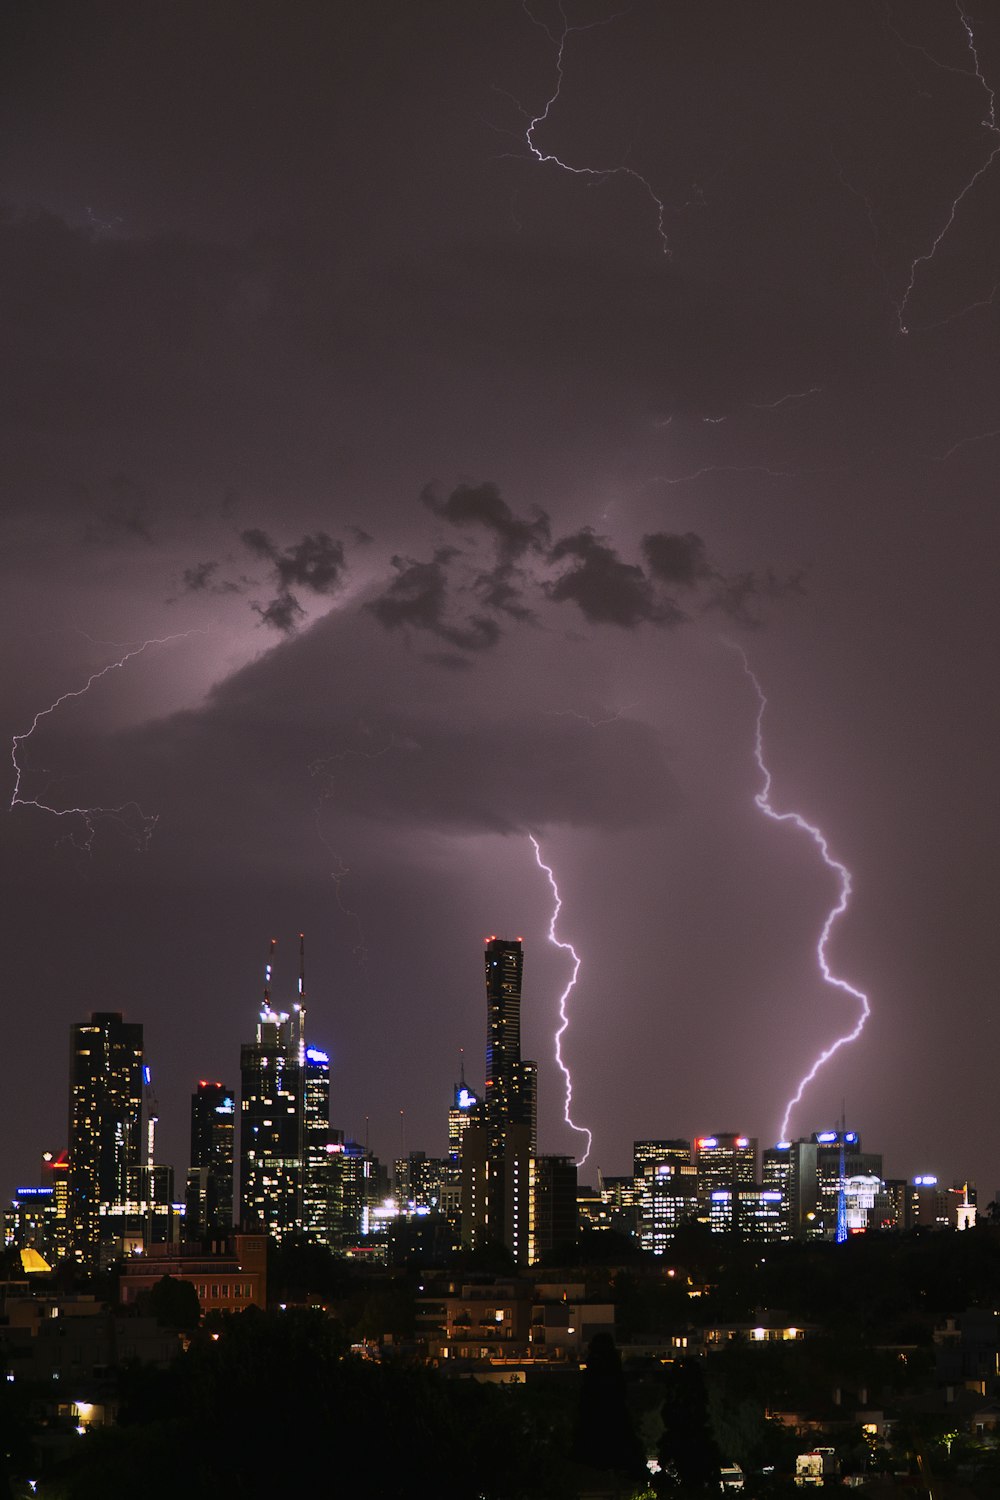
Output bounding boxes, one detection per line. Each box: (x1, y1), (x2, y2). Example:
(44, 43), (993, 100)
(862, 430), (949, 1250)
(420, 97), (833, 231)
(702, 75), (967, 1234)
(302, 1045), (334, 1244)
(238, 934), (336, 1245)
(186, 1081), (235, 1238)
(239, 940), (306, 1242)
(461, 936), (536, 1262)
(67, 1012), (144, 1266)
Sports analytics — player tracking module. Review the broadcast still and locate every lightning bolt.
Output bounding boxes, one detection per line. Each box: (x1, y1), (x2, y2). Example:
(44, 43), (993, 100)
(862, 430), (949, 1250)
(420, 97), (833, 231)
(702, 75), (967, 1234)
(9, 634), (194, 851)
(648, 463), (800, 488)
(931, 424), (1000, 461)
(896, 2), (1000, 334)
(731, 647), (870, 1142)
(545, 701), (638, 727)
(749, 387), (824, 411)
(529, 833), (593, 1165)
(518, 1), (671, 256)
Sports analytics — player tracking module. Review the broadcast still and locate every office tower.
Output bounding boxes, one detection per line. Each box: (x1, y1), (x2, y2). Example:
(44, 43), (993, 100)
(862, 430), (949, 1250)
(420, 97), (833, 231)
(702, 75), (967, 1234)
(529, 1155), (578, 1264)
(68, 1012), (144, 1266)
(41, 1150), (69, 1261)
(693, 1134), (757, 1203)
(762, 1140), (818, 1238)
(302, 1046), (334, 1245)
(812, 1130), (882, 1235)
(336, 1140), (387, 1242)
(633, 1140), (692, 1178)
(239, 940), (306, 1242)
(443, 1070), (479, 1232)
(394, 1152), (447, 1214)
(186, 1081), (235, 1238)
(707, 1186), (784, 1240)
(447, 1060), (478, 1165)
(637, 1162), (699, 1252)
(461, 936), (536, 1262)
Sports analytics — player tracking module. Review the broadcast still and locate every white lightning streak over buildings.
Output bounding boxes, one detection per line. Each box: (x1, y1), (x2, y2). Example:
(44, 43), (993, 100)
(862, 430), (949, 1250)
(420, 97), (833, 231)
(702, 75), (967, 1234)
(530, 833), (593, 1165)
(733, 648), (871, 1142)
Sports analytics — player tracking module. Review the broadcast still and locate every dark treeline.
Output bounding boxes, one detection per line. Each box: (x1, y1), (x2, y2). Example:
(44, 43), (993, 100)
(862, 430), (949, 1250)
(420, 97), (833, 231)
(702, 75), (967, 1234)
(10, 1224), (1000, 1498)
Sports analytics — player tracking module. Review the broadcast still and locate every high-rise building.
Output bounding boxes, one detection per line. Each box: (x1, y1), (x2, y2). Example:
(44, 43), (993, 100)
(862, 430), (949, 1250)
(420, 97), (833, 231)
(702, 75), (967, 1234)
(461, 936), (536, 1263)
(186, 1081), (235, 1238)
(239, 940), (306, 1242)
(707, 1186), (784, 1240)
(302, 1046), (334, 1245)
(529, 1154), (578, 1264)
(238, 936), (337, 1245)
(637, 1162), (699, 1252)
(67, 1012), (144, 1266)
(762, 1139), (818, 1238)
(447, 1063), (479, 1167)
(693, 1133), (757, 1208)
(633, 1140), (692, 1178)
(812, 1130), (882, 1236)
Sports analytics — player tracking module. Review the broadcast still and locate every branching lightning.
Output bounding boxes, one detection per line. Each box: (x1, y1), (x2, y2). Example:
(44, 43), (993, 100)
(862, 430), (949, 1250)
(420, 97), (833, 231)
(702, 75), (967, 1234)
(896, 2), (1000, 334)
(545, 701), (638, 727)
(732, 647), (870, 1142)
(649, 463), (799, 488)
(518, 1), (671, 256)
(529, 833), (593, 1165)
(9, 635), (193, 852)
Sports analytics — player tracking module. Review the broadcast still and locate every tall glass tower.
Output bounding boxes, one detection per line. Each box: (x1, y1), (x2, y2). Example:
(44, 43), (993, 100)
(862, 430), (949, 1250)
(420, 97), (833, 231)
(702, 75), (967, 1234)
(239, 941), (305, 1242)
(462, 937), (537, 1262)
(68, 1011), (144, 1266)
(186, 1080), (235, 1237)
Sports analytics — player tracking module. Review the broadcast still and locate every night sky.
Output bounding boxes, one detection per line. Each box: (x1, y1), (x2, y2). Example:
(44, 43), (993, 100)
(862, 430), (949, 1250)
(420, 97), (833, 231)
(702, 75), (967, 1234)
(3, 1), (999, 1201)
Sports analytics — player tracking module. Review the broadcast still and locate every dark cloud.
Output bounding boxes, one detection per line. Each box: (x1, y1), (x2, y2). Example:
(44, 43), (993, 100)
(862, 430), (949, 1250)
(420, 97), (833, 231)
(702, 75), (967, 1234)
(252, 590), (305, 633)
(239, 529), (348, 632)
(182, 560), (218, 592)
(421, 482), (553, 626)
(546, 528), (684, 629)
(366, 549), (501, 652)
(642, 531), (712, 587)
(707, 568), (807, 627)
(241, 529), (346, 595)
(421, 481), (550, 560)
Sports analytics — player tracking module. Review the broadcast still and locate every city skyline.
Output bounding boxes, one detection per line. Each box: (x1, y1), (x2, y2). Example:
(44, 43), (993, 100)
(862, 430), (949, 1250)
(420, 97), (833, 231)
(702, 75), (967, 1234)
(3, 1), (1000, 1201)
(4, 933), (978, 1232)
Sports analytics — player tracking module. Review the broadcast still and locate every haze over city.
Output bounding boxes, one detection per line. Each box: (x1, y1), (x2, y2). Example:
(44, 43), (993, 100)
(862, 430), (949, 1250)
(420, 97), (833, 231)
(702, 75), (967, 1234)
(3, 0), (999, 1201)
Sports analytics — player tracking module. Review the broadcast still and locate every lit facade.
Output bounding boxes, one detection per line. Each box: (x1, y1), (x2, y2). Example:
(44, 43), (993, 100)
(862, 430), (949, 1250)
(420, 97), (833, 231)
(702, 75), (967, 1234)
(638, 1162), (699, 1252)
(68, 1012), (144, 1266)
(529, 1154), (578, 1264)
(693, 1134), (758, 1205)
(302, 1047), (334, 1244)
(239, 999), (305, 1242)
(186, 1081), (235, 1237)
(762, 1140), (818, 1238)
(461, 937), (536, 1262)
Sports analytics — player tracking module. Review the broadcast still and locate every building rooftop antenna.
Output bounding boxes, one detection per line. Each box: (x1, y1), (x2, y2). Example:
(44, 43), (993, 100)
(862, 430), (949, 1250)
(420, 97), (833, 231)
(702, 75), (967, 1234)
(262, 937), (276, 1013)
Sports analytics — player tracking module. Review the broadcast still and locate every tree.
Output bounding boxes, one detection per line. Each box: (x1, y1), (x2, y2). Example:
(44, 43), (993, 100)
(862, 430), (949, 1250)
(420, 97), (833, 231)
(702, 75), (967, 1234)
(143, 1274), (200, 1331)
(573, 1332), (646, 1479)
(658, 1358), (720, 1493)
